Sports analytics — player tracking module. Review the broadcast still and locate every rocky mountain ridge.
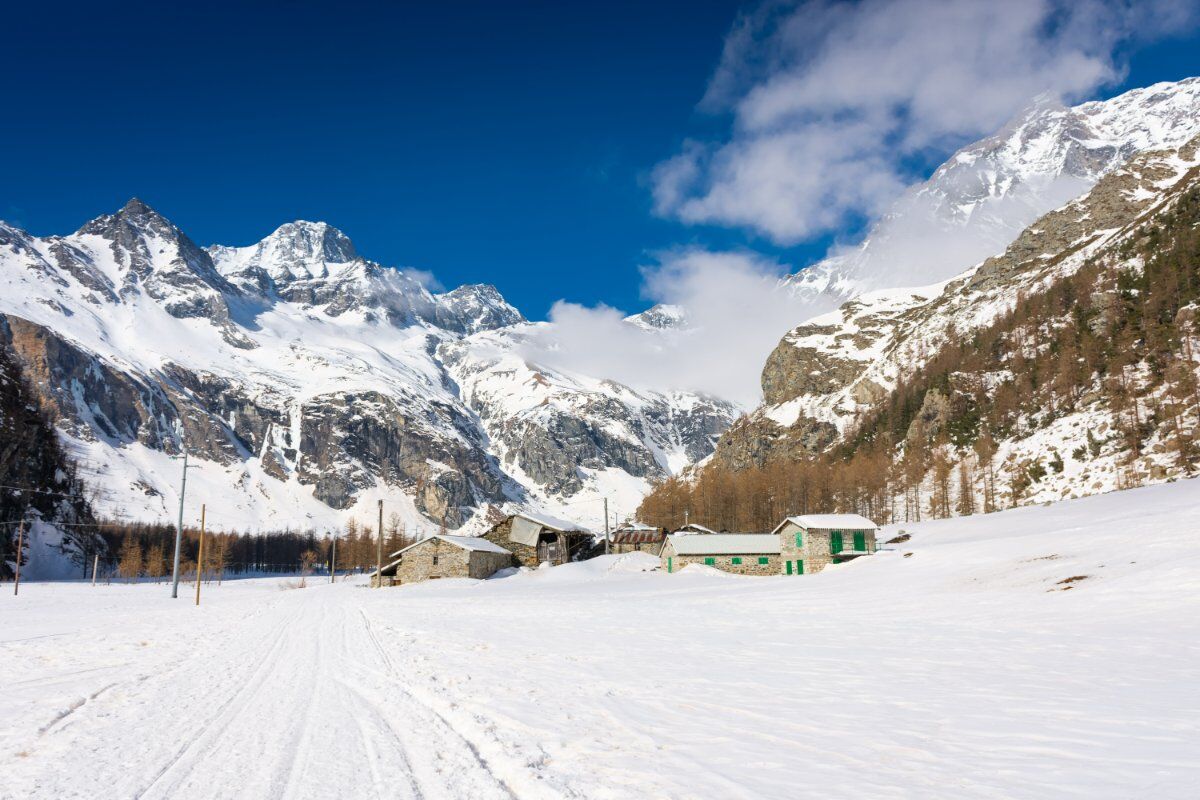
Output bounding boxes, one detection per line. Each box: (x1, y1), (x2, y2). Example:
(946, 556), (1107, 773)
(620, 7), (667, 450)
(716, 131), (1200, 504)
(0, 202), (736, 532)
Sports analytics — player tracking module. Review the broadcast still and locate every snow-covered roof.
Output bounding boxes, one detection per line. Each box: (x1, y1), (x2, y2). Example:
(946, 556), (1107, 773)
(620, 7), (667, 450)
(512, 510), (593, 535)
(665, 533), (780, 555)
(394, 534), (512, 557)
(674, 523), (717, 534)
(771, 514), (879, 533)
(615, 522), (658, 531)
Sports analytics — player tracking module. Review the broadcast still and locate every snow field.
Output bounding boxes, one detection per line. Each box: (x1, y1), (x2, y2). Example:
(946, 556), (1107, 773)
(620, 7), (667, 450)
(4, 478), (1200, 798)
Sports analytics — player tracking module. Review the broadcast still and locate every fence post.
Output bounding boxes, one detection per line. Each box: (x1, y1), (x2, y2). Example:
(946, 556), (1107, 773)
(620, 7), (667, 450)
(13, 520), (26, 596)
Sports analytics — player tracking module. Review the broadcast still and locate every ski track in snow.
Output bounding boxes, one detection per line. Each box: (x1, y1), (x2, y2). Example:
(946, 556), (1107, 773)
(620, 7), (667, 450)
(4, 478), (1200, 798)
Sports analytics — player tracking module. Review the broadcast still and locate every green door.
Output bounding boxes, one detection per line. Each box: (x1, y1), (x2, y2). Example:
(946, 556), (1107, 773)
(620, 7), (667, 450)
(785, 560), (793, 575)
(796, 559), (804, 575)
(853, 531), (866, 551)
(830, 531), (843, 554)
(667, 557), (673, 573)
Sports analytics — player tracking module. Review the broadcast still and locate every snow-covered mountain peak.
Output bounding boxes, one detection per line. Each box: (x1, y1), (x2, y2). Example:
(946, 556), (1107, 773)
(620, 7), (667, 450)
(624, 304), (687, 331)
(783, 76), (1200, 303)
(435, 284), (525, 334)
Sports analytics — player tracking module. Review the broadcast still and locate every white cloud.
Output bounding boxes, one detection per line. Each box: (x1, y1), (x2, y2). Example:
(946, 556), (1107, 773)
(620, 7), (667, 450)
(654, 0), (1193, 244)
(521, 248), (841, 407)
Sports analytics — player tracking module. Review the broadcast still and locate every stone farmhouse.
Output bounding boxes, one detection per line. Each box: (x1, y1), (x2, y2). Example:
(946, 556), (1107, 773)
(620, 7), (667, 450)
(660, 513), (879, 576)
(610, 522), (666, 554)
(660, 533), (781, 575)
(480, 511), (595, 568)
(771, 514), (879, 575)
(379, 534), (513, 586)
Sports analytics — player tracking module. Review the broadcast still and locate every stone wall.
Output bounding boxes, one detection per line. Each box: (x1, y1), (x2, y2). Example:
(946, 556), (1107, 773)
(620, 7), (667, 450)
(479, 517), (531, 568)
(395, 538), (511, 584)
(660, 542), (780, 575)
(612, 541), (664, 555)
(779, 523), (877, 576)
(478, 517), (593, 568)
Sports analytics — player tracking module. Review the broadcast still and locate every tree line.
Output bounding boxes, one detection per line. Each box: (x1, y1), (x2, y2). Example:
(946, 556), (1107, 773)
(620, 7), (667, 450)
(639, 184), (1200, 532)
(95, 511), (426, 582)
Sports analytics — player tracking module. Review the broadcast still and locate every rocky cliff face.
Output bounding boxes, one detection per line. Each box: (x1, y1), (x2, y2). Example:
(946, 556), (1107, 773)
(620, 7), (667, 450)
(717, 134), (1200, 482)
(0, 202), (736, 531)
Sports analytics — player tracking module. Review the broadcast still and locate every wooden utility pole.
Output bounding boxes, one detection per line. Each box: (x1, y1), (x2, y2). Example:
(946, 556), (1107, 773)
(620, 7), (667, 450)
(13, 520), (25, 596)
(603, 497), (610, 555)
(91, 554), (99, 587)
(375, 500), (383, 587)
(194, 504), (206, 606)
(330, 532), (337, 584)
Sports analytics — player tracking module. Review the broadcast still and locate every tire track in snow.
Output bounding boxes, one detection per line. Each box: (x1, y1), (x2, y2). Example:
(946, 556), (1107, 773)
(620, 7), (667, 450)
(131, 601), (300, 799)
(355, 608), (566, 800)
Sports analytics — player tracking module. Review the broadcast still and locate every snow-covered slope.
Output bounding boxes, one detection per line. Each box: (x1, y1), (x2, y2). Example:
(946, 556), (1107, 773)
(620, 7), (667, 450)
(718, 131), (1200, 505)
(0, 202), (735, 532)
(784, 77), (1200, 303)
(6, 477), (1199, 798)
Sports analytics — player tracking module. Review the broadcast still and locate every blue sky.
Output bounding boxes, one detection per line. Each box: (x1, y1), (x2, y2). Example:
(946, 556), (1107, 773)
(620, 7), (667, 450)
(3, 1), (1199, 320)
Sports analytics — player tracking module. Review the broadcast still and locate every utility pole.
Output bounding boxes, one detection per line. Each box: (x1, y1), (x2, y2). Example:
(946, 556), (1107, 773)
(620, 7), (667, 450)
(330, 531), (337, 584)
(170, 449), (193, 599)
(91, 554), (99, 587)
(194, 504), (206, 606)
(603, 497), (610, 555)
(13, 519), (25, 596)
(375, 499), (383, 587)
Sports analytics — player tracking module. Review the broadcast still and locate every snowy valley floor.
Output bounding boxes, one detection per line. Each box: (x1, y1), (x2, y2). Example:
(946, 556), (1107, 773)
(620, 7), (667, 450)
(4, 481), (1200, 799)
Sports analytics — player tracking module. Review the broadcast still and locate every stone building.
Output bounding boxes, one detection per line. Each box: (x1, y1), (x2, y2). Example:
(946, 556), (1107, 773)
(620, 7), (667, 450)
(610, 523), (666, 554)
(659, 513), (879, 577)
(660, 533), (782, 575)
(383, 534), (513, 585)
(479, 511), (595, 568)
(772, 514), (879, 576)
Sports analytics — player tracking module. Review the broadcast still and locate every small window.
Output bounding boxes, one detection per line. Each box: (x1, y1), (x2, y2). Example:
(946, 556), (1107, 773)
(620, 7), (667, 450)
(704, 557), (715, 566)
(432, 555), (439, 565)
(794, 532), (803, 548)
(758, 557), (769, 565)
(731, 557), (742, 565)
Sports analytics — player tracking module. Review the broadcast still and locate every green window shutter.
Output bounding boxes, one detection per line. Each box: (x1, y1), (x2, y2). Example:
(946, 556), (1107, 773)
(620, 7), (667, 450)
(732, 557), (742, 565)
(758, 557), (769, 565)
(853, 531), (866, 551)
(797, 559), (804, 575)
(704, 557), (715, 566)
(794, 532), (803, 548)
(830, 531), (843, 554)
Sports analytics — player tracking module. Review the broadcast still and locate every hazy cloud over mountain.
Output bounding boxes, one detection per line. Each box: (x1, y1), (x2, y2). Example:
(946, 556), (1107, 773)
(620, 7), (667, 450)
(652, 0), (1195, 243)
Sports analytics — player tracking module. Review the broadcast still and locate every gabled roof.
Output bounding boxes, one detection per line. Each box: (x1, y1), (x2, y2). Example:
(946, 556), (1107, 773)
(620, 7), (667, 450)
(614, 522), (658, 532)
(512, 510), (594, 535)
(674, 523), (717, 534)
(771, 514), (879, 534)
(611, 528), (665, 545)
(665, 533), (780, 555)
(393, 534), (512, 557)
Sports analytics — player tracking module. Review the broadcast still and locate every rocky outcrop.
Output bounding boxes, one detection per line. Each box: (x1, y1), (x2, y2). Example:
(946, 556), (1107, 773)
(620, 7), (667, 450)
(718, 134), (1200, 470)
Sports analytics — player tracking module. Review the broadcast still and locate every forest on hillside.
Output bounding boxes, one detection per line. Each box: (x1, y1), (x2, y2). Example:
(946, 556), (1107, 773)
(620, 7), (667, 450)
(638, 185), (1200, 532)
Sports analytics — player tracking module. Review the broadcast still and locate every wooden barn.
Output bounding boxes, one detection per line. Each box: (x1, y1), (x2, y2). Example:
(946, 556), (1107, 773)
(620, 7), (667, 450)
(659, 533), (781, 575)
(382, 534), (513, 585)
(609, 523), (666, 554)
(479, 511), (595, 568)
(771, 514), (879, 576)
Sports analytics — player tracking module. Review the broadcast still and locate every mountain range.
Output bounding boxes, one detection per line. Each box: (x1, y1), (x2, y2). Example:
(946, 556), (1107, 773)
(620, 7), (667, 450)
(0, 204), (735, 533)
(3, 77), (1200, 535)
